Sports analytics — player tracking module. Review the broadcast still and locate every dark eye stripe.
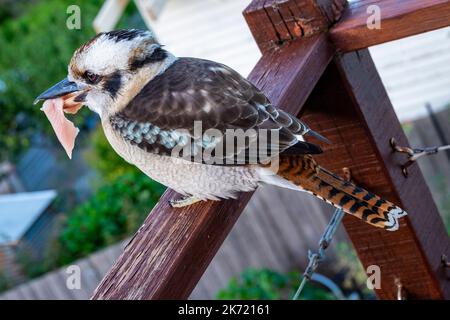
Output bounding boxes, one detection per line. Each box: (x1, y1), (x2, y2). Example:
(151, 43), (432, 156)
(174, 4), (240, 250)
(103, 71), (122, 99)
(129, 47), (168, 71)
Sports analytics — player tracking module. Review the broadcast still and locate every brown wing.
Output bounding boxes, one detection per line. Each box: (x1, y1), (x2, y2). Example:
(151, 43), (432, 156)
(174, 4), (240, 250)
(111, 58), (321, 165)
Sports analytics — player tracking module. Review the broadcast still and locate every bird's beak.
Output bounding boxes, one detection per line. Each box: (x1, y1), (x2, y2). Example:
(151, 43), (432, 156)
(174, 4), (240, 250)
(34, 78), (83, 105)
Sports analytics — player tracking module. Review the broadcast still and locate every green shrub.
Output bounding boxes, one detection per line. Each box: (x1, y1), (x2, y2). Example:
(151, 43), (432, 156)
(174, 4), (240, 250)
(5, 0), (155, 279)
(55, 171), (165, 266)
(0, 0), (103, 161)
(216, 268), (335, 300)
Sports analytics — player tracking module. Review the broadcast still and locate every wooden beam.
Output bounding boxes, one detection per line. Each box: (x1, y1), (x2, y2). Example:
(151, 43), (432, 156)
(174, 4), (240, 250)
(330, 0), (450, 52)
(300, 50), (450, 299)
(92, 190), (253, 299)
(243, 0), (347, 53)
(91, 34), (333, 300)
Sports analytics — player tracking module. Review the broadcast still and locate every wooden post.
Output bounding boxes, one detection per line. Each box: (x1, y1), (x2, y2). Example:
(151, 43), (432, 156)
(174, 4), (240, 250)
(93, 0), (450, 299)
(300, 51), (450, 299)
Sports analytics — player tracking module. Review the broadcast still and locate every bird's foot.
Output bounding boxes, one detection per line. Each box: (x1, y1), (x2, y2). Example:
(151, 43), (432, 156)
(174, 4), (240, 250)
(169, 196), (202, 208)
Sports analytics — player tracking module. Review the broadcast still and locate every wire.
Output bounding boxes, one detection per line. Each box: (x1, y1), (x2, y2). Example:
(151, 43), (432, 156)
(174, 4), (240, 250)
(292, 207), (345, 300)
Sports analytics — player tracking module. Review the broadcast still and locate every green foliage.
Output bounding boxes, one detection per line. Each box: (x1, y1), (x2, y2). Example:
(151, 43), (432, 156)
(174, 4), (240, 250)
(55, 171), (164, 266)
(0, 0), (39, 23)
(216, 268), (335, 300)
(3, 0), (155, 279)
(217, 243), (377, 300)
(0, 0), (101, 160)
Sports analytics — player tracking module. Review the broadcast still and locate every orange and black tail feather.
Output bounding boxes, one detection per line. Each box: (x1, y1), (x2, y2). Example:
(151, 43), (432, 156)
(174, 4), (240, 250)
(276, 155), (407, 231)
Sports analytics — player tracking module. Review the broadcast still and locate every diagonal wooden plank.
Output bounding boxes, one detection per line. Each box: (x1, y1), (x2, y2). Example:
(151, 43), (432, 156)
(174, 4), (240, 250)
(92, 191), (254, 299)
(330, 0), (450, 52)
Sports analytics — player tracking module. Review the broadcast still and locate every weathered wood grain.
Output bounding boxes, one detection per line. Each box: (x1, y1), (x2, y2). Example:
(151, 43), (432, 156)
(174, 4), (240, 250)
(330, 0), (450, 52)
(244, 0), (347, 52)
(92, 190), (254, 299)
(300, 50), (450, 299)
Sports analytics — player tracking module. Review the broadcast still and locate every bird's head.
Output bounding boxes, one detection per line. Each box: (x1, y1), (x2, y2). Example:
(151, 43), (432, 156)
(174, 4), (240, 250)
(35, 29), (174, 117)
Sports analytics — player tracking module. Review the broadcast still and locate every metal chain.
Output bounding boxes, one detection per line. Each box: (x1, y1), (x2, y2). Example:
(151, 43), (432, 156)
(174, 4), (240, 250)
(292, 207), (345, 300)
(292, 168), (351, 300)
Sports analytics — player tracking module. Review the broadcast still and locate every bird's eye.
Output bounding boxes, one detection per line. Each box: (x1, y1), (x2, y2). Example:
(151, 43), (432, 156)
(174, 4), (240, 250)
(84, 71), (101, 84)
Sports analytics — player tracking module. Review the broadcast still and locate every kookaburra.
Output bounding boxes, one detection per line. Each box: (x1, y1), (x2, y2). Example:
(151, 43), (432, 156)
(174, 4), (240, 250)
(35, 30), (406, 231)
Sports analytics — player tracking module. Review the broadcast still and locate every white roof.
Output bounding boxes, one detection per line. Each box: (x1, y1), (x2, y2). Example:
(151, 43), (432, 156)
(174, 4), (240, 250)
(0, 190), (57, 245)
(370, 26), (450, 122)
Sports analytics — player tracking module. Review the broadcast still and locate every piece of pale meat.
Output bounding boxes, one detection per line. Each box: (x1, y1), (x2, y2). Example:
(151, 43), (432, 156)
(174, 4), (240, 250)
(41, 98), (79, 159)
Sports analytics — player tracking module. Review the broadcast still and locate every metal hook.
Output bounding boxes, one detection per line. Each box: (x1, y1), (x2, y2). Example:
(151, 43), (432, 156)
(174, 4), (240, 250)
(389, 138), (450, 177)
(390, 138), (415, 177)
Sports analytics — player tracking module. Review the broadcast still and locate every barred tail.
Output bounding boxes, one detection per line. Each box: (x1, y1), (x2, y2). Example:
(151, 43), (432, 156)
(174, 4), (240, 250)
(270, 156), (407, 231)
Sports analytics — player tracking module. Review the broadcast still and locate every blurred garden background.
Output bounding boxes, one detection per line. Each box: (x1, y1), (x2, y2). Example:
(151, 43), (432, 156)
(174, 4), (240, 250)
(0, 0), (449, 300)
(0, 0), (166, 293)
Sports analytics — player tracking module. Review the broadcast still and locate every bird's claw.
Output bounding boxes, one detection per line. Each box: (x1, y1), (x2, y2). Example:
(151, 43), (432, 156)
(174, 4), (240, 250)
(169, 196), (202, 208)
